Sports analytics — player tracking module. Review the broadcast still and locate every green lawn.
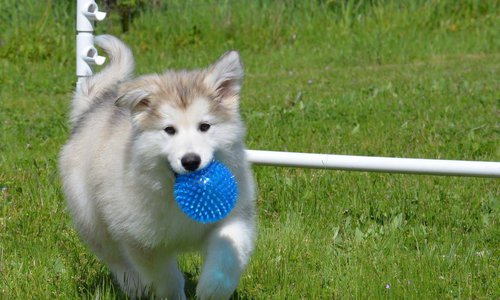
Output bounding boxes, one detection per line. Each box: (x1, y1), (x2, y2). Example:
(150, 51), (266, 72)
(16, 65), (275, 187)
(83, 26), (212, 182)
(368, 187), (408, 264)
(1, 1), (499, 298)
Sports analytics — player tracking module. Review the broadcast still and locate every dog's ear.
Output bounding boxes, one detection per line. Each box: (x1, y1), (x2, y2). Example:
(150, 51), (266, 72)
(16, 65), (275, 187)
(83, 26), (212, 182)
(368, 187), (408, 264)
(204, 51), (243, 101)
(115, 88), (152, 112)
(115, 87), (159, 128)
(115, 75), (160, 112)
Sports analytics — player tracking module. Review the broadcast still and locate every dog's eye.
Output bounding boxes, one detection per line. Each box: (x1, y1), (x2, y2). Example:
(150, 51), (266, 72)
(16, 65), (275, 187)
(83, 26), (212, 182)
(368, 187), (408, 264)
(164, 126), (176, 135)
(199, 123), (211, 132)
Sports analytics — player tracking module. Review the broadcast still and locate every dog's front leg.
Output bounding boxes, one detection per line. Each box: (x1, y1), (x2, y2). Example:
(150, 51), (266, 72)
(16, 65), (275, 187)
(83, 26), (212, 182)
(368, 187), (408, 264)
(197, 218), (255, 300)
(124, 245), (186, 300)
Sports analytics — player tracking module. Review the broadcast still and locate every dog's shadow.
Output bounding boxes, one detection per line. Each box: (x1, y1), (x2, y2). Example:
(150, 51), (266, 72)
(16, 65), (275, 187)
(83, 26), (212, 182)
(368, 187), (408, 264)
(81, 271), (250, 299)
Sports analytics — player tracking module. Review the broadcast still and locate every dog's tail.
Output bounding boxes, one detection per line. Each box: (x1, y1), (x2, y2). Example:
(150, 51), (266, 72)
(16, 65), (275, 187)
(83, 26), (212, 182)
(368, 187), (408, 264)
(71, 34), (134, 125)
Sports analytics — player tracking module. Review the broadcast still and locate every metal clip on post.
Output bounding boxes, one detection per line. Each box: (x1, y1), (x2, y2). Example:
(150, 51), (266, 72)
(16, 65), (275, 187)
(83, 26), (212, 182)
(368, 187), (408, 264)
(76, 0), (106, 88)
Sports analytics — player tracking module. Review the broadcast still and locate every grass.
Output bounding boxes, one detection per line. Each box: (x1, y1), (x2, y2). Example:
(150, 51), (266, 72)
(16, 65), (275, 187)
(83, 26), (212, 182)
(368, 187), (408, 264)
(1, 0), (499, 298)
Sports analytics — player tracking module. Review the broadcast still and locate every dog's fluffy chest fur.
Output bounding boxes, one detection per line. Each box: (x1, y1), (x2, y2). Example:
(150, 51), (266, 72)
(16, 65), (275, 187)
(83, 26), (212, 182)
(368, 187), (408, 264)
(101, 164), (215, 250)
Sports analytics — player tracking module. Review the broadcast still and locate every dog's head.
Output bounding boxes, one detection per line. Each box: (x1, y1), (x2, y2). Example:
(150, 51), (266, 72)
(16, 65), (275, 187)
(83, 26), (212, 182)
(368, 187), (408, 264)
(116, 51), (245, 174)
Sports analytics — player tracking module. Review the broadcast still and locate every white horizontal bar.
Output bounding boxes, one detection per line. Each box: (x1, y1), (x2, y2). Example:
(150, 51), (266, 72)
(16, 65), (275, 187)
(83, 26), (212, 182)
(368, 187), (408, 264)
(245, 150), (500, 178)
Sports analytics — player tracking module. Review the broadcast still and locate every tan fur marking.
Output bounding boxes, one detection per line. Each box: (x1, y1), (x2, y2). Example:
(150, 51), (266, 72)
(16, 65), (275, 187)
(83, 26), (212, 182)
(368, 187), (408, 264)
(120, 69), (237, 130)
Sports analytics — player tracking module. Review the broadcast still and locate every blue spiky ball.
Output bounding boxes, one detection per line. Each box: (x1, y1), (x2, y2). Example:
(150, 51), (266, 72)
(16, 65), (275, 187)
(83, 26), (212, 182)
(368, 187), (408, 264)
(174, 160), (238, 224)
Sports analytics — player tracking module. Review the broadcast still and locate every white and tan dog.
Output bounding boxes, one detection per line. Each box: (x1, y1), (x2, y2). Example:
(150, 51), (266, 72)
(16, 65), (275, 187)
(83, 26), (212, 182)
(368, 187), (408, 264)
(59, 35), (256, 299)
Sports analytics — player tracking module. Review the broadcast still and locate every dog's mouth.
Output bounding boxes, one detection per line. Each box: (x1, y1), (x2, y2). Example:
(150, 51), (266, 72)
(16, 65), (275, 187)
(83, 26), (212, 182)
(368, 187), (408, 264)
(168, 154), (213, 176)
(172, 168), (196, 177)
(168, 163), (194, 177)
(171, 162), (209, 177)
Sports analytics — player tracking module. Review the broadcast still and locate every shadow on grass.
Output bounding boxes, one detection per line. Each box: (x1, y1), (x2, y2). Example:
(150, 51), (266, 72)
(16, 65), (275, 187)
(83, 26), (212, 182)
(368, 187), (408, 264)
(78, 270), (250, 299)
(77, 266), (128, 299)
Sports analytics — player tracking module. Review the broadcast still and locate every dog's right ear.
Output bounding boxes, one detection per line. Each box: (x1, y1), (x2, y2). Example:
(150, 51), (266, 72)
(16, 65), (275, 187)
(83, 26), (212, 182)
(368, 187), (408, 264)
(115, 88), (152, 112)
(115, 75), (160, 112)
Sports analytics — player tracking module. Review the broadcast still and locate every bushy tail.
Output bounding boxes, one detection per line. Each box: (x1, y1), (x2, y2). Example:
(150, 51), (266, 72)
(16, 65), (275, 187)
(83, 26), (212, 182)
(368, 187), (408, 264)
(71, 35), (134, 125)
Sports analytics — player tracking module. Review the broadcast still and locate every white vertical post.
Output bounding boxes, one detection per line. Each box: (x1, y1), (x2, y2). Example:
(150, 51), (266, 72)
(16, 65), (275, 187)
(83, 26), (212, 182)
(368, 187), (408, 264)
(76, 0), (107, 87)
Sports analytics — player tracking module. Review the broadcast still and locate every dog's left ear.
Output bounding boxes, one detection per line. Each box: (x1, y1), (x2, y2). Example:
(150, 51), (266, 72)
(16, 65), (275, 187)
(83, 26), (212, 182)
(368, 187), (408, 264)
(204, 51), (243, 101)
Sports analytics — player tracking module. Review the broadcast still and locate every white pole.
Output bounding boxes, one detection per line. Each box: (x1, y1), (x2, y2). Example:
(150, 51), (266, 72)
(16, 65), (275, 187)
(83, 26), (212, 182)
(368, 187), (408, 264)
(246, 150), (500, 178)
(76, 0), (106, 87)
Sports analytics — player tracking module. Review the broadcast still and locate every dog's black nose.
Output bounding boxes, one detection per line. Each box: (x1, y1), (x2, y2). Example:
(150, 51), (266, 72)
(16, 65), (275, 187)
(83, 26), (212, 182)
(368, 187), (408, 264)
(181, 153), (201, 171)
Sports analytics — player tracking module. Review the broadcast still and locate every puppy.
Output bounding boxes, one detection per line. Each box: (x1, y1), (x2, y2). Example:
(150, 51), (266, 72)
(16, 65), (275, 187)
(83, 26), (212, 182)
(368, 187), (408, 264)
(59, 35), (256, 299)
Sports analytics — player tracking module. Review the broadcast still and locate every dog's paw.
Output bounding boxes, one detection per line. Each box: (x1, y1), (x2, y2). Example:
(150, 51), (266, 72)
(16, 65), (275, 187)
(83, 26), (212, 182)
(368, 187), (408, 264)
(153, 267), (187, 300)
(196, 270), (238, 300)
(155, 282), (187, 300)
(162, 290), (187, 300)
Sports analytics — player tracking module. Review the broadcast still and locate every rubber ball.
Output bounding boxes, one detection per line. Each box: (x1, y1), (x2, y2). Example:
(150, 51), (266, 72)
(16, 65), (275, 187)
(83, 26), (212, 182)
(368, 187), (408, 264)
(174, 160), (238, 224)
